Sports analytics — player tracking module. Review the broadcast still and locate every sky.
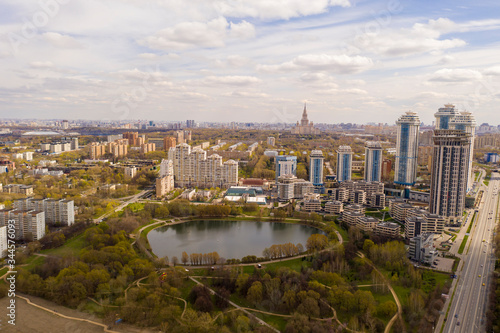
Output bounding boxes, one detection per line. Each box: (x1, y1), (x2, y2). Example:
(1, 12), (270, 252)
(1, 0), (500, 125)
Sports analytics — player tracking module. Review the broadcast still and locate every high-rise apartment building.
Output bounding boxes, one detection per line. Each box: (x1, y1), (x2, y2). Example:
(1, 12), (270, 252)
(0, 208), (45, 241)
(434, 104), (458, 130)
(0, 226), (7, 258)
(309, 150), (324, 191)
(168, 144), (238, 188)
(89, 142), (107, 159)
(140, 143), (156, 154)
(381, 159), (392, 180)
(429, 129), (471, 225)
(123, 132), (140, 146)
(395, 111), (420, 186)
(164, 136), (177, 151)
(449, 111), (476, 190)
(336, 145), (353, 182)
(108, 141), (128, 158)
(364, 141), (382, 182)
(275, 155), (297, 182)
(186, 120), (195, 128)
(267, 137), (275, 146)
(14, 198), (75, 226)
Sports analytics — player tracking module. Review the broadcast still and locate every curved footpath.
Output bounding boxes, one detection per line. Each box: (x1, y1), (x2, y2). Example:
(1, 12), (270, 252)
(16, 294), (120, 333)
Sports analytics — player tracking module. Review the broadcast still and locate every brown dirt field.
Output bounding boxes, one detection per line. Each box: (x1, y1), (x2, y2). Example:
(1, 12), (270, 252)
(0, 294), (154, 333)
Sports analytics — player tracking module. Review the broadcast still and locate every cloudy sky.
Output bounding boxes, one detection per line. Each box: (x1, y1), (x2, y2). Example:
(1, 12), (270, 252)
(1, 0), (500, 125)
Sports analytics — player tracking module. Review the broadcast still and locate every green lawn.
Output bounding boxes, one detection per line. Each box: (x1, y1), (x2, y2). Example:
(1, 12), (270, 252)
(261, 257), (312, 273)
(41, 232), (87, 257)
(0, 266), (9, 276)
(458, 235), (468, 254)
(23, 255), (46, 271)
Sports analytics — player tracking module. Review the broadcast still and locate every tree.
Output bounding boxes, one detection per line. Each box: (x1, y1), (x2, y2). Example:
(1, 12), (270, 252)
(181, 252), (189, 265)
(306, 234), (328, 252)
(172, 256), (178, 266)
(247, 281), (263, 305)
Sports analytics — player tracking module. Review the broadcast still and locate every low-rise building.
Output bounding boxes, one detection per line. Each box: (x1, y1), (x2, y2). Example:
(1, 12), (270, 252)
(342, 211), (365, 226)
(375, 222), (401, 238)
(356, 216), (379, 232)
(325, 201), (343, 214)
(2, 184), (34, 195)
(351, 190), (366, 205)
(124, 166), (137, 178)
(391, 202), (415, 222)
(409, 233), (437, 264)
(277, 174), (314, 201)
(330, 187), (349, 203)
(370, 192), (386, 208)
(344, 204), (365, 214)
(303, 193), (321, 212)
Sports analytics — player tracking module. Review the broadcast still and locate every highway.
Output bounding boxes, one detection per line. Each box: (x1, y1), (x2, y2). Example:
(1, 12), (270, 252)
(442, 172), (499, 332)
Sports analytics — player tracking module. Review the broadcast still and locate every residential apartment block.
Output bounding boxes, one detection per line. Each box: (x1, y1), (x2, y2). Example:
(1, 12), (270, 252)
(168, 143), (238, 188)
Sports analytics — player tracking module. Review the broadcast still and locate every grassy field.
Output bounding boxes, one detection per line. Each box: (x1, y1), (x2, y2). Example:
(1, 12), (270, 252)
(0, 266), (9, 276)
(261, 257), (312, 273)
(458, 235), (469, 254)
(23, 255), (46, 271)
(41, 232), (87, 257)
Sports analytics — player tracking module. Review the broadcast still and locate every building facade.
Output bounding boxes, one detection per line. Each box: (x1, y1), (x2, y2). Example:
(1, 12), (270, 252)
(168, 144), (238, 188)
(336, 145), (353, 182)
(309, 150), (324, 191)
(395, 111), (420, 186)
(275, 155), (297, 182)
(429, 129), (471, 225)
(364, 141), (382, 182)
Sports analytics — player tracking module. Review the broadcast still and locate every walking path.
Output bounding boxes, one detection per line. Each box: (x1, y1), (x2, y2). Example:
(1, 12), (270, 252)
(16, 295), (119, 333)
(357, 251), (404, 333)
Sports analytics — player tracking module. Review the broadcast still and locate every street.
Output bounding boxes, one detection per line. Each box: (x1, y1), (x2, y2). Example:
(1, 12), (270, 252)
(441, 172), (499, 332)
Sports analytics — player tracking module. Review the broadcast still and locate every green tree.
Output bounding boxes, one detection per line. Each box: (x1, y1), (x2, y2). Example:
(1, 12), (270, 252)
(246, 281), (263, 305)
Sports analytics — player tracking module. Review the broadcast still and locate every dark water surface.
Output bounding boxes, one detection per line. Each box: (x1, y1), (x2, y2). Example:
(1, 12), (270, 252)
(148, 220), (324, 260)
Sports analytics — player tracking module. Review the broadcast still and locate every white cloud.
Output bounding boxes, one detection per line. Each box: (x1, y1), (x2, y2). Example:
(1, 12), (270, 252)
(258, 54), (373, 74)
(140, 17), (229, 50)
(355, 18), (466, 56)
(483, 66), (500, 76)
(225, 91), (270, 98)
(30, 61), (54, 69)
(43, 32), (83, 49)
(214, 0), (350, 20)
(138, 53), (158, 59)
(140, 17), (255, 50)
(428, 68), (482, 82)
(203, 75), (261, 86)
(437, 55), (455, 65)
(229, 21), (255, 39)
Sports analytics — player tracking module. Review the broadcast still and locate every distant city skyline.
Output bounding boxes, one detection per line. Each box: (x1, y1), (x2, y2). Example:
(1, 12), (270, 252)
(1, 1), (500, 124)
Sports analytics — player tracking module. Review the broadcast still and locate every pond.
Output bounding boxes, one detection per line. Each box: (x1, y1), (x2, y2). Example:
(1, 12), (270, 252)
(148, 220), (325, 260)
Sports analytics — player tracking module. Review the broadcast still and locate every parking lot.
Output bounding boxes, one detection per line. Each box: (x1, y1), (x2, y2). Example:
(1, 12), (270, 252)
(432, 257), (455, 273)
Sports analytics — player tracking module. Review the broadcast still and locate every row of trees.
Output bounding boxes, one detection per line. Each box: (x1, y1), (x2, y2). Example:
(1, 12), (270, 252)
(182, 251), (221, 266)
(262, 242), (304, 259)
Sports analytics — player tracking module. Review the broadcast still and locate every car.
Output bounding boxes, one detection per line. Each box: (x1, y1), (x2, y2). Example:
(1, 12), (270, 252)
(479, 275), (481, 277)
(457, 321), (460, 326)
(455, 314), (459, 318)
(483, 283), (486, 286)
(481, 264), (484, 267)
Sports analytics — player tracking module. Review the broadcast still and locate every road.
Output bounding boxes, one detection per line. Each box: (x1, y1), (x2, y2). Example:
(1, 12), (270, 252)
(442, 172), (499, 332)
(93, 189), (150, 223)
